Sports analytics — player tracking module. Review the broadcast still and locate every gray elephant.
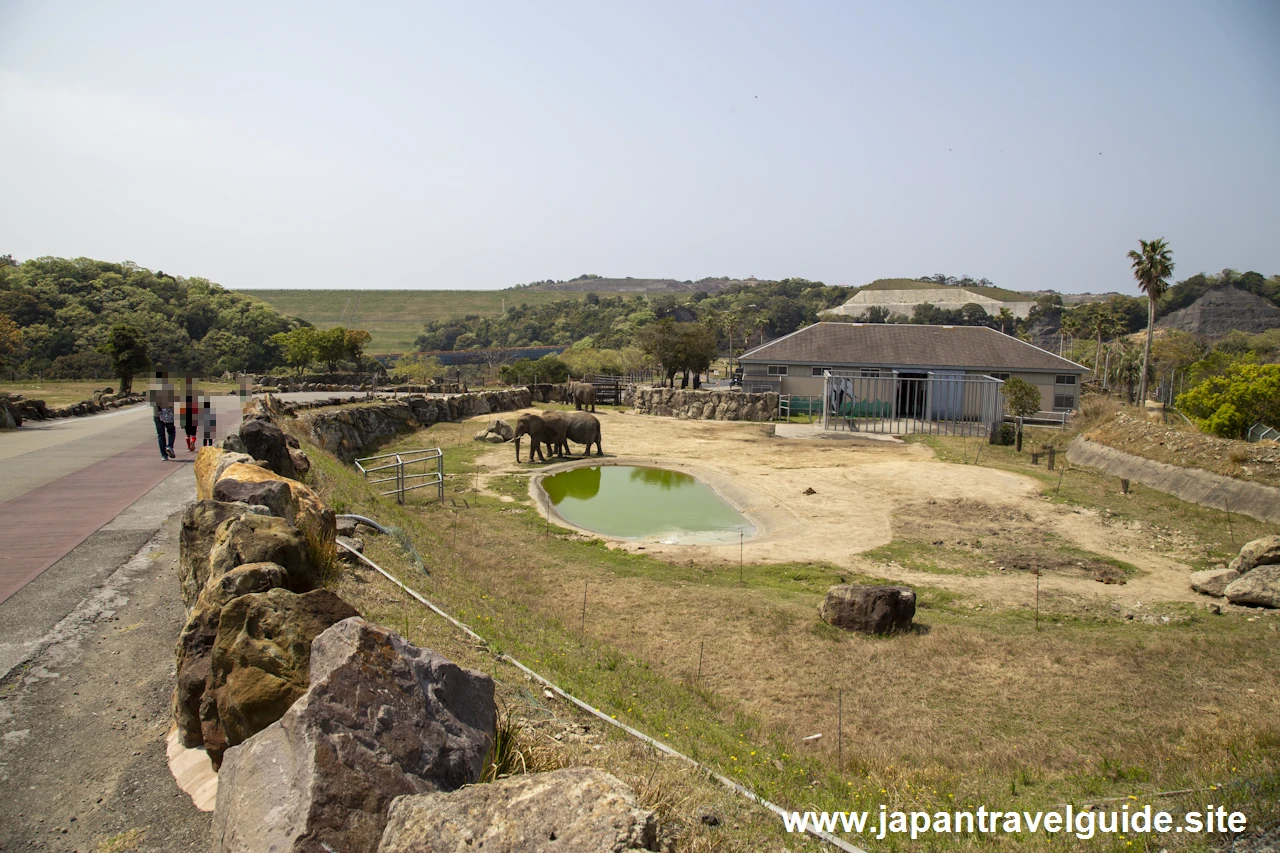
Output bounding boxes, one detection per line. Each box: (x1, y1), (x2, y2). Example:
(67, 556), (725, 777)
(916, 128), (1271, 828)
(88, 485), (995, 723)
(545, 409), (602, 457)
(513, 411), (568, 463)
(560, 381), (596, 412)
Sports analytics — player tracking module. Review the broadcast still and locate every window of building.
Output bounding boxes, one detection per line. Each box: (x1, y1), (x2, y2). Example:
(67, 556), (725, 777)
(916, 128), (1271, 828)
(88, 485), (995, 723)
(750, 384), (775, 393)
(1054, 394), (1077, 410)
(990, 372), (1011, 381)
(767, 365), (788, 376)
(860, 368), (881, 377)
(811, 366), (833, 377)
(1055, 374), (1077, 385)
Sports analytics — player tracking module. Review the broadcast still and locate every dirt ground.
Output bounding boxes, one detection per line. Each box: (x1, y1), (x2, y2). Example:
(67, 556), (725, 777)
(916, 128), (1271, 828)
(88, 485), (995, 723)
(478, 408), (1210, 608)
(0, 516), (210, 853)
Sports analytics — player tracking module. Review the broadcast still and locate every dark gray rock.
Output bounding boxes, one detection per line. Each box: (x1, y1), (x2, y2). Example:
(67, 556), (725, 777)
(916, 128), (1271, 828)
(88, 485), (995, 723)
(211, 617), (496, 853)
(820, 584), (916, 635)
(378, 767), (661, 853)
(239, 418), (297, 478)
(212, 476), (296, 523)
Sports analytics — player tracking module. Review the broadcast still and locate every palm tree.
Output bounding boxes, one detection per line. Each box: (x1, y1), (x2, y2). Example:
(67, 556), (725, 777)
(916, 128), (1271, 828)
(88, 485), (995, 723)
(997, 307), (1015, 335)
(1127, 238), (1174, 406)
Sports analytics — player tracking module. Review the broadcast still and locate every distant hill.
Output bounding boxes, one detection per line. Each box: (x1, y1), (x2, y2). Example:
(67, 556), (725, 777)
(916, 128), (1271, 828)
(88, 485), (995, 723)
(858, 277), (1031, 302)
(239, 289), (591, 355)
(512, 276), (756, 294)
(1158, 286), (1280, 337)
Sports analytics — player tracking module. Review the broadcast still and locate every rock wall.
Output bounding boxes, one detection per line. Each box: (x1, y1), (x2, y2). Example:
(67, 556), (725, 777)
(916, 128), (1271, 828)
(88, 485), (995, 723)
(632, 387), (778, 422)
(296, 388), (535, 461)
(0, 391), (145, 427)
(1066, 436), (1280, 525)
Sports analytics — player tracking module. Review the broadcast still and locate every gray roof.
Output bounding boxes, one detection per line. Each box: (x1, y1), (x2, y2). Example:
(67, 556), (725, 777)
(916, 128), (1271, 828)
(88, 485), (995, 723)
(741, 323), (1085, 373)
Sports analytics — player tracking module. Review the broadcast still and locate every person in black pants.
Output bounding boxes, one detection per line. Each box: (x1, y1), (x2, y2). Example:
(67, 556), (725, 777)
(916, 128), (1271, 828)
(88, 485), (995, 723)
(153, 400), (176, 459)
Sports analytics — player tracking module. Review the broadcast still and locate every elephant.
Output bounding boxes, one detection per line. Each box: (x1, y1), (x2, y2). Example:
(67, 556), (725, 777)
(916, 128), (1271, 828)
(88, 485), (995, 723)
(513, 411), (568, 463)
(560, 381), (596, 412)
(545, 409), (602, 457)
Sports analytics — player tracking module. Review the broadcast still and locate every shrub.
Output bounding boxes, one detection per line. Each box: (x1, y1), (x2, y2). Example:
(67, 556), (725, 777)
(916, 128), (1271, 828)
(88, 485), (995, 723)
(1177, 363), (1280, 439)
(1003, 377), (1041, 418)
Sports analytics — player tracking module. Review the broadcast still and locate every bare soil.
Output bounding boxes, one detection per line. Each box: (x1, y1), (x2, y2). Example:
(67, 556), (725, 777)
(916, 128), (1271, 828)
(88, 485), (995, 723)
(1087, 410), (1280, 488)
(483, 408), (1208, 608)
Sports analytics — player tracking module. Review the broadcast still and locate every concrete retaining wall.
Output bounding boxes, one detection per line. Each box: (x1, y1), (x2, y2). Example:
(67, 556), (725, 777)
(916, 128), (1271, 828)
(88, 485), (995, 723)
(1066, 436), (1280, 525)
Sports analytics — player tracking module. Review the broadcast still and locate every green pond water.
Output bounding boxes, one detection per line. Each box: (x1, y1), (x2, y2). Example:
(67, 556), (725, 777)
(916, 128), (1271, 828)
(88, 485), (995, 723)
(540, 466), (754, 544)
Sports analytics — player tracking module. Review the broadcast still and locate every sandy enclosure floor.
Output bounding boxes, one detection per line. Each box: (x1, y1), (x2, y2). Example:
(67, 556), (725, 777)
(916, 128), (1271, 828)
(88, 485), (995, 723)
(477, 408), (1204, 607)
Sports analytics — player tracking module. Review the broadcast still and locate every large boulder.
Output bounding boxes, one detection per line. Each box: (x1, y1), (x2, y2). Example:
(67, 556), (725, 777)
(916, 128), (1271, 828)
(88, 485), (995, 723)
(1228, 536), (1280, 576)
(487, 418), (514, 441)
(201, 588), (359, 765)
(239, 418), (298, 478)
(216, 462), (336, 540)
(208, 513), (314, 592)
(211, 618), (497, 853)
(378, 767), (661, 853)
(178, 500), (264, 611)
(213, 476), (296, 522)
(1223, 565), (1280, 609)
(194, 447), (257, 500)
(820, 584), (916, 635)
(1189, 567), (1240, 598)
(172, 563), (290, 748)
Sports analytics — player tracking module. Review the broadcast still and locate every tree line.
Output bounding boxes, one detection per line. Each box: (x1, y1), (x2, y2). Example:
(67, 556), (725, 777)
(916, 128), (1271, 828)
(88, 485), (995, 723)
(0, 255), (307, 381)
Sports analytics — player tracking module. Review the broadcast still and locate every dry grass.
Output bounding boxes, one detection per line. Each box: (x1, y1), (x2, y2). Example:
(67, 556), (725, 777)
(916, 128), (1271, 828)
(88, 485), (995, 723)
(0, 378), (236, 406)
(304, 413), (1280, 851)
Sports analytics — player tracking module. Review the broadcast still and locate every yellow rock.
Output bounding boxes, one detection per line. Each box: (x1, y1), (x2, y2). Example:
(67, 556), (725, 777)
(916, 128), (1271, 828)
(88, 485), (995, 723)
(194, 447), (225, 500)
(216, 462), (335, 540)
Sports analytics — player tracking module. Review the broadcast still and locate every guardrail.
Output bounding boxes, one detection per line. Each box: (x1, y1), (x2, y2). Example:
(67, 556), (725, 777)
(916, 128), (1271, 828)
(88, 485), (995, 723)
(354, 447), (444, 504)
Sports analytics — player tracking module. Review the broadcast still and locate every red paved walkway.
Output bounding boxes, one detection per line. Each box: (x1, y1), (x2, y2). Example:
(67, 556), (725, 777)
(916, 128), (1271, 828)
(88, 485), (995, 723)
(0, 440), (184, 605)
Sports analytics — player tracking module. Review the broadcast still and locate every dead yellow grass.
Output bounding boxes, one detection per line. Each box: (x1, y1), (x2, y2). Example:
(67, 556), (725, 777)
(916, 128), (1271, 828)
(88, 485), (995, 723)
(306, 409), (1280, 851)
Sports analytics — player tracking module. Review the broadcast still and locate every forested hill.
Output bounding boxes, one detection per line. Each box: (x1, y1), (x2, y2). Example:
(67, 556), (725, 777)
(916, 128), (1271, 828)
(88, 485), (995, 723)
(510, 275), (760, 293)
(0, 255), (303, 377)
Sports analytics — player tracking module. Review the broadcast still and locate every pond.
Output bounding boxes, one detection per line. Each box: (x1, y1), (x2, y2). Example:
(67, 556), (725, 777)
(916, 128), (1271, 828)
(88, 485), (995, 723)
(540, 465), (754, 544)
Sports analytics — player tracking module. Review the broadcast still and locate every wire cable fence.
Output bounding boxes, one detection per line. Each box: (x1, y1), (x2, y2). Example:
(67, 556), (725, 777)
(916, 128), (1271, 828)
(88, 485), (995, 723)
(819, 370), (1006, 437)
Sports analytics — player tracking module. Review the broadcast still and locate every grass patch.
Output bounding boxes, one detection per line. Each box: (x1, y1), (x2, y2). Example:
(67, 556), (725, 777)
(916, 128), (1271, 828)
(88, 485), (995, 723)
(295, 413), (1280, 851)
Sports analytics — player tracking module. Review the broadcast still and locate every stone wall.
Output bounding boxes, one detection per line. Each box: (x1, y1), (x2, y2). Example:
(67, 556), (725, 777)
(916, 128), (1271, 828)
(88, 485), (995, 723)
(1066, 436), (1280, 525)
(296, 388), (535, 461)
(631, 387), (778, 422)
(0, 391), (145, 428)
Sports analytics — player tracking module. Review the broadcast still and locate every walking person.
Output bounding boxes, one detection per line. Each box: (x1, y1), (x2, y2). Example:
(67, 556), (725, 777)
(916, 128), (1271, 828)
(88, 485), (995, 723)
(153, 395), (176, 459)
(199, 397), (217, 447)
(181, 376), (199, 452)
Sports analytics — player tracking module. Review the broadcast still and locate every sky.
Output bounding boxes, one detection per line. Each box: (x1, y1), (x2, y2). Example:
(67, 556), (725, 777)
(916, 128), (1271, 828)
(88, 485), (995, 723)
(1, 1), (1277, 295)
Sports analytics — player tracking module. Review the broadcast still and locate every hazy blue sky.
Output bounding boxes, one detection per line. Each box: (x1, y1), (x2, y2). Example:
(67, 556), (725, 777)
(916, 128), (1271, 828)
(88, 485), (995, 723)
(2, 1), (1277, 294)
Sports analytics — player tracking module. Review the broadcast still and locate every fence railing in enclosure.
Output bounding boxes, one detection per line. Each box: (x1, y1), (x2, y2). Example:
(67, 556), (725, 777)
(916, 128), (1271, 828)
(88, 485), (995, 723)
(818, 370), (1006, 437)
(354, 448), (445, 504)
(779, 395), (822, 423)
(1248, 422), (1279, 443)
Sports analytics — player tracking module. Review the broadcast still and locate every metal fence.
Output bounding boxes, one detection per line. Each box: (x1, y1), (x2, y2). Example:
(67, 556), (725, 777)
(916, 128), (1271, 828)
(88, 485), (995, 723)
(820, 370), (1005, 437)
(779, 395), (822, 423)
(355, 447), (444, 504)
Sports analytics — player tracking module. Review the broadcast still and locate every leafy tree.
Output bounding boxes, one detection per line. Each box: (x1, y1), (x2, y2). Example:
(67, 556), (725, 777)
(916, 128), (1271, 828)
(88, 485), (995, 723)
(1177, 363), (1280, 438)
(637, 319), (682, 386)
(865, 305), (890, 324)
(997, 307), (1014, 334)
(0, 314), (24, 379)
(673, 322), (719, 387)
(1127, 238), (1175, 404)
(344, 328), (372, 365)
(499, 355), (569, 384)
(271, 327), (319, 375)
(98, 323), (150, 394)
(312, 327), (349, 372)
(394, 352), (446, 384)
(1002, 377), (1041, 418)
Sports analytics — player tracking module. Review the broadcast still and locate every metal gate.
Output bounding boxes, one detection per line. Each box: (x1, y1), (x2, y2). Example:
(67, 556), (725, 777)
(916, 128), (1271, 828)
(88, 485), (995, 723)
(355, 448), (445, 504)
(820, 370), (1005, 437)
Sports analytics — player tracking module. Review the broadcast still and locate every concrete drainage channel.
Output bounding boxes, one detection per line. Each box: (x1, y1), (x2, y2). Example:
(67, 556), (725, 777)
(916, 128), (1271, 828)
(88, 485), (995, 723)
(334, 526), (867, 853)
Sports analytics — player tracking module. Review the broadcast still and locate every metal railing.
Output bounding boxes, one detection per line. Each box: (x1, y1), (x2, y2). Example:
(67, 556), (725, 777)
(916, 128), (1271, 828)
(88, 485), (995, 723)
(778, 395), (822, 423)
(820, 370), (1005, 437)
(354, 447), (444, 504)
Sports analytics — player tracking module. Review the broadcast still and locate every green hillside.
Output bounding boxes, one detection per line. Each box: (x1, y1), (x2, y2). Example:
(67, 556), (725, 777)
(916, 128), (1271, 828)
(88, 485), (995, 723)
(238, 289), (591, 355)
